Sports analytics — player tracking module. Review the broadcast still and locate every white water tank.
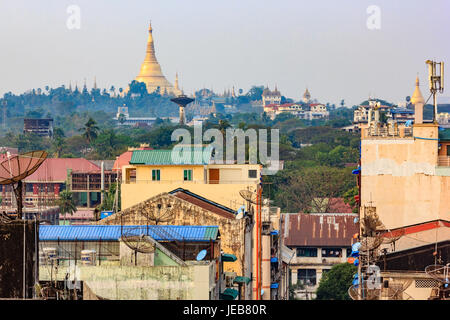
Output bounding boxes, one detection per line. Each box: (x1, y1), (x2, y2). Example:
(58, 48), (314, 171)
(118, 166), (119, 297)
(81, 250), (97, 266)
(41, 247), (57, 265)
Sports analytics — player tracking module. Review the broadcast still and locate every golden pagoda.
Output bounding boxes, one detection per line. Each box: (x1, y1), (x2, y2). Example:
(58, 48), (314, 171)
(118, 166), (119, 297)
(134, 22), (181, 95)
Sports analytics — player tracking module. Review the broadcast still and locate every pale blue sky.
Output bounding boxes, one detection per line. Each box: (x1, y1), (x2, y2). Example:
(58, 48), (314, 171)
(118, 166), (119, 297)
(0, 0), (449, 106)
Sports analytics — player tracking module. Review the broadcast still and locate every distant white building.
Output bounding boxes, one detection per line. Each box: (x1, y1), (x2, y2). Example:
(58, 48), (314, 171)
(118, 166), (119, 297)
(114, 105), (177, 126)
(262, 86), (281, 107)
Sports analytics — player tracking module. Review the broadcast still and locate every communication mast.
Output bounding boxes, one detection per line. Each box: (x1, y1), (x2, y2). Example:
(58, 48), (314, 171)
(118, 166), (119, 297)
(425, 60), (444, 122)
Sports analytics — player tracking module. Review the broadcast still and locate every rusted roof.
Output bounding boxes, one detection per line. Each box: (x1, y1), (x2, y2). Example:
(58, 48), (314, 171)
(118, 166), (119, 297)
(169, 188), (236, 219)
(24, 158), (101, 182)
(283, 213), (359, 247)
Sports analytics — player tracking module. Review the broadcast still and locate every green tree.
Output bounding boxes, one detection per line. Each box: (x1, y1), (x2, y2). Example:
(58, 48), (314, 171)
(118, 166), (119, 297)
(96, 183), (121, 219)
(56, 189), (77, 225)
(79, 117), (99, 144)
(52, 127), (66, 157)
(316, 263), (357, 300)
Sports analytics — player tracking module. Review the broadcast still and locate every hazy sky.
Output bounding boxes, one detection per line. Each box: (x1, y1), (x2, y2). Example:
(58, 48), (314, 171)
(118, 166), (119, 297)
(1, 0), (449, 106)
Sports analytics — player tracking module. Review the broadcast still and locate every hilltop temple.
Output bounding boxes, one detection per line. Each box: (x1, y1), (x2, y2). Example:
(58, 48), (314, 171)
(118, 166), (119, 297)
(133, 22), (182, 96)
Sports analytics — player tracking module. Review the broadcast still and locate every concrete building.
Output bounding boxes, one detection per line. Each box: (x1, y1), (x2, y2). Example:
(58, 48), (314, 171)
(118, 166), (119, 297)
(120, 149), (261, 211)
(23, 118), (54, 137)
(356, 74), (450, 300)
(113, 147), (282, 300)
(281, 213), (359, 299)
(96, 188), (254, 300)
(0, 158), (118, 224)
(38, 225), (223, 300)
(263, 103), (329, 121)
(262, 86), (281, 107)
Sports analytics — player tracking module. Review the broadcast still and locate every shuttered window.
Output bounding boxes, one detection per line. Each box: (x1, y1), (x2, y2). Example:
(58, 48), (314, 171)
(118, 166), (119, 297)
(152, 169), (160, 181)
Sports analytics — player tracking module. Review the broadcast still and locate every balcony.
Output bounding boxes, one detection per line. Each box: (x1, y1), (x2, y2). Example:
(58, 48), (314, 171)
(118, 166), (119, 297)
(438, 156), (450, 167)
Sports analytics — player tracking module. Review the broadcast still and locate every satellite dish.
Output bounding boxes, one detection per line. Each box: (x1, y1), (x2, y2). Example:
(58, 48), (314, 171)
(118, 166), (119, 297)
(0, 150), (47, 185)
(196, 249), (207, 261)
(239, 190), (257, 204)
(0, 150), (47, 220)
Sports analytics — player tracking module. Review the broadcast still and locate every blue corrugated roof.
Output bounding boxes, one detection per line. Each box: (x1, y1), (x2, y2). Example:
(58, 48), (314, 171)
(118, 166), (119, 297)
(39, 225), (219, 242)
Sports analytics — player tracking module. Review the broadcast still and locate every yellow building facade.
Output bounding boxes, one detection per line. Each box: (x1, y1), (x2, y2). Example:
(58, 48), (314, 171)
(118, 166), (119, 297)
(122, 161), (261, 211)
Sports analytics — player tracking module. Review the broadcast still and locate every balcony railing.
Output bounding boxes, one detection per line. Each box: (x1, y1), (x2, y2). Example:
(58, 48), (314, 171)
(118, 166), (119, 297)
(438, 155), (450, 167)
(364, 124), (413, 138)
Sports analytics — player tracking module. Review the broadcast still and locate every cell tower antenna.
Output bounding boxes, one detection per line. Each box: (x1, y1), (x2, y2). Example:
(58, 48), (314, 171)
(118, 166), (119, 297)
(425, 60), (444, 122)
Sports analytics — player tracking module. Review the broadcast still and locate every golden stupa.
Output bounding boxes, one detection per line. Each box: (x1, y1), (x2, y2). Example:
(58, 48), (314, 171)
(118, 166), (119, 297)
(134, 22), (181, 95)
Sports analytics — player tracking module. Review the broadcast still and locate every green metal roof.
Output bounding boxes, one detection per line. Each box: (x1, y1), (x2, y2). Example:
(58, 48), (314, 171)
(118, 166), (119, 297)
(130, 147), (212, 165)
(221, 253), (237, 262)
(220, 288), (239, 300)
(233, 276), (251, 285)
(439, 128), (450, 141)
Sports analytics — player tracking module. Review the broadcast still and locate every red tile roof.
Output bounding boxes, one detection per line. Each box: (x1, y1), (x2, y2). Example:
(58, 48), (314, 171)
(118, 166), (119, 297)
(283, 213), (359, 247)
(279, 103), (296, 108)
(24, 158), (101, 182)
(328, 198), (354, 213)
(113, 147), (153, 171)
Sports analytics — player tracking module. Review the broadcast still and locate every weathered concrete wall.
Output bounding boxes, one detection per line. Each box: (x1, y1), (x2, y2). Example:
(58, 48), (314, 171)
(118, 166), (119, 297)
(39, 263), (214, 300)
(0, 221), (37, 299)
(119, 240), (154, 266)
(99, 193), (248, 276)
(361, 124), (450, 229)
(122, 182), (256, 211)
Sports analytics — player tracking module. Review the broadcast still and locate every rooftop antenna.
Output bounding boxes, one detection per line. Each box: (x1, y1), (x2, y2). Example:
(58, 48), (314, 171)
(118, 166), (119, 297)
(425, 60), (444, 122)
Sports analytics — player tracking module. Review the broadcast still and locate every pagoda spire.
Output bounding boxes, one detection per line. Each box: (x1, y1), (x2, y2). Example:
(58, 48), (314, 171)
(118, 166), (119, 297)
(411, 75), (425, 105)
(135, 21), (176, 95)
(175, 72), (179, 90)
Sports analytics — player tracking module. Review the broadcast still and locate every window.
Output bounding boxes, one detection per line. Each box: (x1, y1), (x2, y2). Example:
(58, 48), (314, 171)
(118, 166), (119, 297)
(346, 247), (352, 257)
(296, 247), (318, 257)
(25, 183), (33, 193)
(152, 169), (161, 181)
(322, 248), (343, 258)
(183, 169), (192, 181)
(447, 145), (450, 156)
(248, 169), (257, 178)
(297, 269), (316, 286)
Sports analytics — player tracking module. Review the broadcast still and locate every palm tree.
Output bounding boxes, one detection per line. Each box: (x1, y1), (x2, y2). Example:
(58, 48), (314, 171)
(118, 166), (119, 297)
(56, 190), (77, 225)
(79, 117), (99, 144)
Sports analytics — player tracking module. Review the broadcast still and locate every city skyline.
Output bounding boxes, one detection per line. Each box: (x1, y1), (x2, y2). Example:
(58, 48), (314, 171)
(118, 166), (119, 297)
(0, 0), (449, 106)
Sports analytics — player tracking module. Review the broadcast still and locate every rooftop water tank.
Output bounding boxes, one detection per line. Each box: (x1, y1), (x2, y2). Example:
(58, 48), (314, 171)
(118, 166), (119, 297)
(81, 249), (97, 266)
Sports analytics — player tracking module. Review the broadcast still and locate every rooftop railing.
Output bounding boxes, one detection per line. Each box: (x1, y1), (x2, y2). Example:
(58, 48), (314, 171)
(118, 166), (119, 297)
(124, 179), (259, 185)
(438, 155), (450, 167)
(364, 124), (413, 138)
